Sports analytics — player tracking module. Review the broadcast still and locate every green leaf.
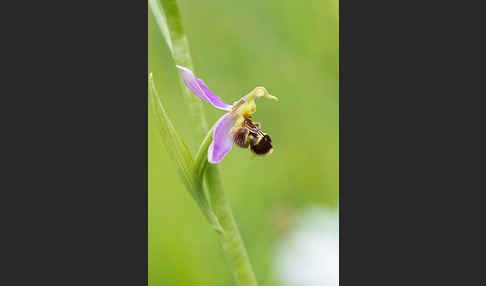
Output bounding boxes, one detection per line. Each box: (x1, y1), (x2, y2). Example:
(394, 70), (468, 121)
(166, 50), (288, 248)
(148, 0), (174, 55)
(149, 73), (221, 231)
(149, 73), (193, 188)
(149, 0), (208, 139)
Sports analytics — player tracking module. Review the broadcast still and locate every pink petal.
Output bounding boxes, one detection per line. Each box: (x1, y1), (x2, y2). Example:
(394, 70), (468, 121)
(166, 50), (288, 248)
(176, 65), (232, 111)
(208, 113), (236, 163)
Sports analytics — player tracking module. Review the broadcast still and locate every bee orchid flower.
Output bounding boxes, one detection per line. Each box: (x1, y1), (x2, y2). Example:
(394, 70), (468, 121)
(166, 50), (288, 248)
(176, 65), (278, 164)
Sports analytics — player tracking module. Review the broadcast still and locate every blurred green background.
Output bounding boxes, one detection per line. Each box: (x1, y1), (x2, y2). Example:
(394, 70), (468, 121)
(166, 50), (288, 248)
(148, 0), (338, 285)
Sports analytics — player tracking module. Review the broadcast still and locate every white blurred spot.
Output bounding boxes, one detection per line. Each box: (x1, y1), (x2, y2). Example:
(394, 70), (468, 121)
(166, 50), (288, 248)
(274, 207), (338, 286)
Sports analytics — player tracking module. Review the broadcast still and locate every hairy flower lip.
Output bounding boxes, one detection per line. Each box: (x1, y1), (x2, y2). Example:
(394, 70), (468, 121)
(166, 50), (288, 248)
(232, 127), (250, 148)
(177, 65), (277, 163)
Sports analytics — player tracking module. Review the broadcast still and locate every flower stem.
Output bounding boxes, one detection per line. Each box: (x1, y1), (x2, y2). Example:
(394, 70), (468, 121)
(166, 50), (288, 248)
(205, 165), (259, 286)
(149, 0), (208, 139)
(150, 0), (259, 285)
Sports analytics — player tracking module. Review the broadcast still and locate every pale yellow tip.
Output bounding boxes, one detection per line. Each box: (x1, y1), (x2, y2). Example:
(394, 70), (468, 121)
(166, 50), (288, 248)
(266, 94), (279, 101)
(255, 87), (266, 97)
(254, 87), (277, 101)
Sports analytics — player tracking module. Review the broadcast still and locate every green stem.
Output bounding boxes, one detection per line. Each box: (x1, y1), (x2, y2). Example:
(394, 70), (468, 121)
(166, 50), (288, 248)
(150, 0), (259, 285)
(205, 165), (259, 286)
(193, 127), (259, 285)
(149, 0), (208, 139)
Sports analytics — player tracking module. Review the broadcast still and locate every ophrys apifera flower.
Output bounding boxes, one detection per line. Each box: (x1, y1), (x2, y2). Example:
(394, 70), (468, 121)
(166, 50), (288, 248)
(176, 65), (278, 164)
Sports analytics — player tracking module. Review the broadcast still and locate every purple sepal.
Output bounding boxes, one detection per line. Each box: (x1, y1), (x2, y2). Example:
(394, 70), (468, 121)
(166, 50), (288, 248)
(176, 65), (232, 111)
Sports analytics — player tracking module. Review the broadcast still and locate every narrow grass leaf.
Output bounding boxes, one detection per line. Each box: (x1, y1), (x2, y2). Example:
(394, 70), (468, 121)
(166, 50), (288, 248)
(149, 73), (221, 229)
(149, 0), (208, 139)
